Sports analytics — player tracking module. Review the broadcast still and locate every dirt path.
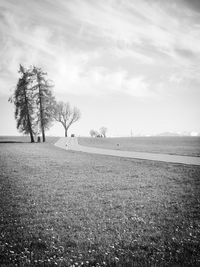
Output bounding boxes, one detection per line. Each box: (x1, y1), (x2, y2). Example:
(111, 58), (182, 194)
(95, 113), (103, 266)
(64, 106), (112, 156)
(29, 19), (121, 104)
(55, 137), (200, 166)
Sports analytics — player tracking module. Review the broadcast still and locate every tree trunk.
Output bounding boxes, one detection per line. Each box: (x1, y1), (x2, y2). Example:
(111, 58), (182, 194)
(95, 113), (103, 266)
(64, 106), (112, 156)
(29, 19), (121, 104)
(30, 132), (34, 143)
(65, 127), (68, 137)
(23, 87), (34, 143)
(41, 127), (45, 142)
(38, 75), (45, 142)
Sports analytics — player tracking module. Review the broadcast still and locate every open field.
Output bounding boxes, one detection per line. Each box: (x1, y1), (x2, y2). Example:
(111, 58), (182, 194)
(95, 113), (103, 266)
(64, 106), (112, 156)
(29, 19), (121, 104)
(78, 137), (200, 157)
(0, 138), (200, 266)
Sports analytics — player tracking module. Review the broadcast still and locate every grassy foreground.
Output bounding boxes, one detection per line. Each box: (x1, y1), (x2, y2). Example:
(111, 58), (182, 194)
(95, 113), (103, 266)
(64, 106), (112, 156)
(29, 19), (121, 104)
(0, 140), (200, 266)
(79, 137), (200, 157)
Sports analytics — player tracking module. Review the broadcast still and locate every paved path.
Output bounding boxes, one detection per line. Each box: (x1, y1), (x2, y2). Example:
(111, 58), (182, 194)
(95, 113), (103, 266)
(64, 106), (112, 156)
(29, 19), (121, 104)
(55, 137), (200, 166)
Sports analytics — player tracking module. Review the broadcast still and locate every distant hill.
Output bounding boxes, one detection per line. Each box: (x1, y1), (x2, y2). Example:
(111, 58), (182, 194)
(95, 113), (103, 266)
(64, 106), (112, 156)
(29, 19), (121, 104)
(157, 132), (181, 137)
(156, 132), (200, 137)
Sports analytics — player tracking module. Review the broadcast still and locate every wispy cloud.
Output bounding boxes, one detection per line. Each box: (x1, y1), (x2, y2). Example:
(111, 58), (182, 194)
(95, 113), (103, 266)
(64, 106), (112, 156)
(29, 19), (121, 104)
(0, 0), (200, 98)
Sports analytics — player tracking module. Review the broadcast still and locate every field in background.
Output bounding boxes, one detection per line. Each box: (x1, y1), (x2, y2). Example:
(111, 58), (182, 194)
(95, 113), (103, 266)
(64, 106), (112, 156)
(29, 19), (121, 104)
(79, 136), (200, 157)
(0, 139), (200, 266)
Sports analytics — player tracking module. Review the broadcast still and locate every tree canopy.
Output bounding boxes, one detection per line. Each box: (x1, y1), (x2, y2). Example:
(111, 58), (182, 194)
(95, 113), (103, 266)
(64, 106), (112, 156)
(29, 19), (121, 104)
(9, 65), (35, 142)
(31, 66), (56, 142)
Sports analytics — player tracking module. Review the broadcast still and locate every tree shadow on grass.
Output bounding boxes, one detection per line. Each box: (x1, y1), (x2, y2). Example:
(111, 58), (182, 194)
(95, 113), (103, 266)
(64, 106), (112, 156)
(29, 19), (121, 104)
(0, 141), (30, 144)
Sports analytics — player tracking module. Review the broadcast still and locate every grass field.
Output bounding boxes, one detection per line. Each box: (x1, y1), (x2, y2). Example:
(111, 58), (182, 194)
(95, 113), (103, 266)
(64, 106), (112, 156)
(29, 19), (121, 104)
(78, 137), (200, 157)
(0, 137), (200, 266)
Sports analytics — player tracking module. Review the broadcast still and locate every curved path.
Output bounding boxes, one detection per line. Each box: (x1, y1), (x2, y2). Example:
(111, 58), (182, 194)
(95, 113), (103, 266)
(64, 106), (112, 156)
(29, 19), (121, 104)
(55, 137), (200, 166)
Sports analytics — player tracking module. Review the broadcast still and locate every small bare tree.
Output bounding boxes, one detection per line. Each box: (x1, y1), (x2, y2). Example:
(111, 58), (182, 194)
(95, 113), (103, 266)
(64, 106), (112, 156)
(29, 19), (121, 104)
(89, 129), (96, 137)
(89, 129), (101, 137)
(53, 101), (81, 137)
(99, 127), (107, 138)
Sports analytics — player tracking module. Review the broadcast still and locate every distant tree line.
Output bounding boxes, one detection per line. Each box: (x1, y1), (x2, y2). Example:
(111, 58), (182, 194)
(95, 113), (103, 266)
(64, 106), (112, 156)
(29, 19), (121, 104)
(90, 127), (107, 138)
(9, 65), (80, 142)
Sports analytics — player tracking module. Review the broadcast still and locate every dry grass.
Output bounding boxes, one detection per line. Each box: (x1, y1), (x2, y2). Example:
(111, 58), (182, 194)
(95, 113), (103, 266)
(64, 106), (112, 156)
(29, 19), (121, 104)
(0, 138), (200, 266)
(78, 137), (200, 157)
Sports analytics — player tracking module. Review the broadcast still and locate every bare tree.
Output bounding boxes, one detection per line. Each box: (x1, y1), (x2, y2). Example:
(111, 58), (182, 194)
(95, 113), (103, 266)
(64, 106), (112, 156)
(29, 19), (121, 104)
(89, 129), (102, 137)
(53, 101), (81, 137)
(89, 129), (96, 137)
(99, 127), (107, 138)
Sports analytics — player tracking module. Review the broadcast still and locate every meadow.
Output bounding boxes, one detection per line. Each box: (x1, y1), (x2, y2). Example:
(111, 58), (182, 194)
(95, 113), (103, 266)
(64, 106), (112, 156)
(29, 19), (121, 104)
(0, 136), (200, 266)
(79, 136), (200, 157)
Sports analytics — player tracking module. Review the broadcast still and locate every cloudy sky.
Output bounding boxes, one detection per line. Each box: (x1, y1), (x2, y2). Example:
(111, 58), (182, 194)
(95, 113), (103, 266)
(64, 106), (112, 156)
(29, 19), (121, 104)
(0, 0), (200, 136)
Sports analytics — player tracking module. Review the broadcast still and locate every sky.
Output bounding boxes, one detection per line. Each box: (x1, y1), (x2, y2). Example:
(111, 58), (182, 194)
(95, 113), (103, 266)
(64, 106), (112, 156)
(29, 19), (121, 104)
(0, 0), (200, 137)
